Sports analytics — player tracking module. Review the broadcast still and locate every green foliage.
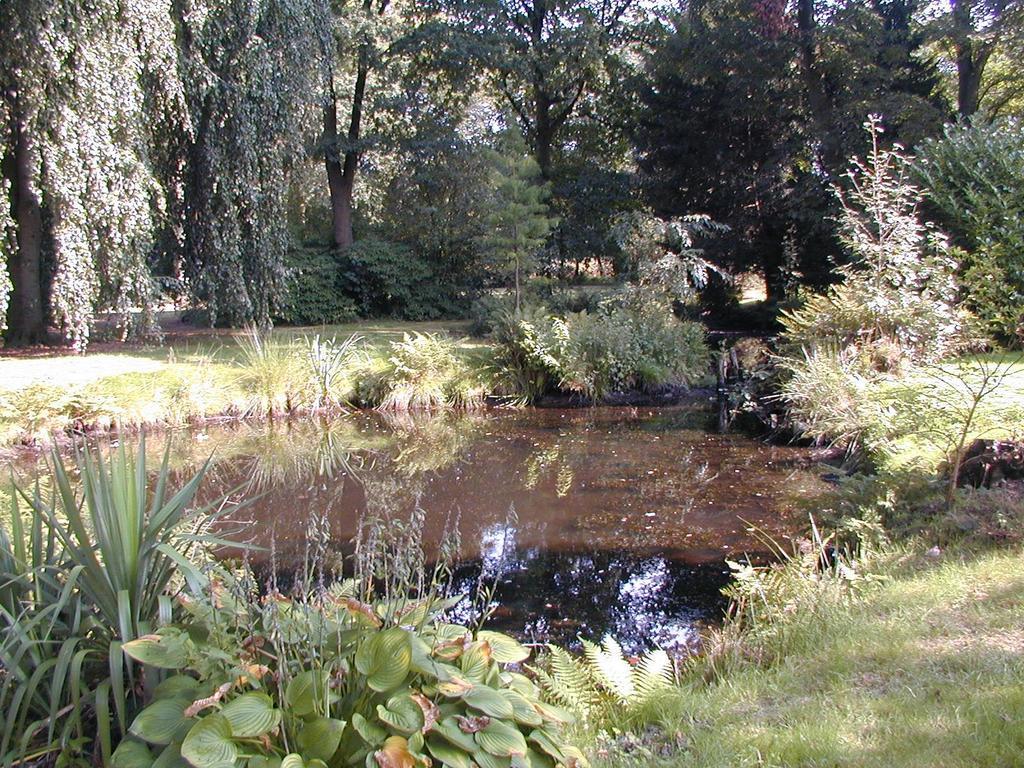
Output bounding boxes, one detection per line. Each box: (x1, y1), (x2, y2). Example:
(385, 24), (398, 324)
(0, 437), (232, 765)
(236, 328), (307, 417)
(533, 638), (674, 732)
(781, 117), (971, 368)
(491, 297), (708, 402)
(353, 333), (485, 410)
(114, 572), (584, 768)
(916, 118), (1024, 342)
(340, 238), (462, 320)
(275, 246), (358, 327)
(478, 148), (557, 311)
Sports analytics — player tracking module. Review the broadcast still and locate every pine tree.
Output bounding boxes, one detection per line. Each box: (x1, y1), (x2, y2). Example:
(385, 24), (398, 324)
(478, 148), (556, 312)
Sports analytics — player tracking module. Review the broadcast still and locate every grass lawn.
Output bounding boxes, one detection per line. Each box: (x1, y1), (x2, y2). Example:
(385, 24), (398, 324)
(0, 319), (479, 447)
(602, 546), (1024, 768)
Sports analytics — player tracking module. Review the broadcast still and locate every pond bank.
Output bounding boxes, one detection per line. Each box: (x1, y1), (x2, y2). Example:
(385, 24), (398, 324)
(591, 543), (1024, 768)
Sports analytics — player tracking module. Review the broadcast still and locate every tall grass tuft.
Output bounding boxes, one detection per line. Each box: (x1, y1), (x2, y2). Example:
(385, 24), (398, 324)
(236, 325), (305, 417)
(354, 332), (486, 410)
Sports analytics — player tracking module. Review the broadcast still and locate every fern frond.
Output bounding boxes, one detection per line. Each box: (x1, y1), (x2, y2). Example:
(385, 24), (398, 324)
(583, 637), (635, 701)
(633, 649), (673, 703)
(534, 645), (600, 715)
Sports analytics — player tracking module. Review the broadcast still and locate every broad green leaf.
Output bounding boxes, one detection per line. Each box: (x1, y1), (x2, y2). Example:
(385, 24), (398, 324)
(152, 741), (190, 768)
(129, 698), (191, 745)
(473, 751), (512, 768)
(297, 716), (346, 762)
(501, 691), (543, 727)
(527, 730), (564, 763)
(123, 630), (190, 669)
(353, 712), (388, 747)
(154, 675), (202, 701)
(249, 757), (284, 768)
(181, 714), (237, 768)
(463, 687), (513, 719)
(220, 692), (281, 738)
(475, 721), (528, 757)
(286, 670), (331, 717)
(432, 717), (477, 752)
(460, 643), (492, 683)
(377, 693), (426, 735)
(111, 739), (154, 768)
(426, 737), (471, 768)
(531, 701), (574, 726)
(281, 755), (328, 768)
(526, 748), (554, 768)
(356, 628), (412, 693)
(477, 632), (530, 664)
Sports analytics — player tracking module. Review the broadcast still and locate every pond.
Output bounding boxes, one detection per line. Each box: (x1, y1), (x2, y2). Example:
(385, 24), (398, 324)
(5, 406), (826, 653)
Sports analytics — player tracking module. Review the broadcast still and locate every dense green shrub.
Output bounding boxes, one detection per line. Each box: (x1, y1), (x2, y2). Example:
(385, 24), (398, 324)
(492, 296), (708, 402)
(781, 118), (971, 368)
(352, 332), (485, 410)
(916, 119), (1024, 342)
(275, 246), (358, 327)
(0, 439), (230, 766)
(340, 238), (464, 320)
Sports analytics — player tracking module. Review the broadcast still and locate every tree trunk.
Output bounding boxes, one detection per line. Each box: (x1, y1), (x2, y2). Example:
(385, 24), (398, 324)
(952, 0), (993, 119)
(534, 92), (553, 179)
(324, 81), (349, 250)
(2, 91), (47, 346)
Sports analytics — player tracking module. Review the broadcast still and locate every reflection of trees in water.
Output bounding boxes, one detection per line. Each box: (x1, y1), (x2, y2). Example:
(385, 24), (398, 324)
(446, 545), (729, 653)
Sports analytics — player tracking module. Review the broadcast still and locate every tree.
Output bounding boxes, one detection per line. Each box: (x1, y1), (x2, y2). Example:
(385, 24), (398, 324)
(445, 0), (645, 179)
(478, 147), (556, 311)
(1, 0), (183, 349)
(175, 0), (326, 327)
(916, 117), (1024, 341)
(941, 0), (1024, 118)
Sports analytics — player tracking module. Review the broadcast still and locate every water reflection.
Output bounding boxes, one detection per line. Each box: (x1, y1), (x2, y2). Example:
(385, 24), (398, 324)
(4, 407), (824, 651)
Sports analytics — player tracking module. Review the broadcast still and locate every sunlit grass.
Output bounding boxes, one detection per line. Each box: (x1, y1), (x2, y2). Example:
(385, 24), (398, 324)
(594, 547), (1024, 768)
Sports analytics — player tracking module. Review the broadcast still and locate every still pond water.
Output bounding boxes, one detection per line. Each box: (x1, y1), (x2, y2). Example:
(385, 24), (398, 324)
(9, 407), (825, 653)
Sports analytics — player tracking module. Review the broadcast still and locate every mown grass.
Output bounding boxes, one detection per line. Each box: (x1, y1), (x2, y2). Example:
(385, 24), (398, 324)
(595, 546), (1024, 768)
(0, 321), (484, 447)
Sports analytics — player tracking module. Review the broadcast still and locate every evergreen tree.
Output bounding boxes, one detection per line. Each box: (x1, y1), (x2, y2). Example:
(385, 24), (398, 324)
(479, 147), (556, 311)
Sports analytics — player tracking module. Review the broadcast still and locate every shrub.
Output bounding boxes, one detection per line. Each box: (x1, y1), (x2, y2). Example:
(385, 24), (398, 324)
(274, 246), (358, 327)
(491, 296), (708, 402)
(353, 333), (485, 410)
(780, 116), (972, 367)
(0, 438), (232, 766)
(340, 238), (464, 320)
(236, 327), (307, 416)
(916, 118), (1024, 342)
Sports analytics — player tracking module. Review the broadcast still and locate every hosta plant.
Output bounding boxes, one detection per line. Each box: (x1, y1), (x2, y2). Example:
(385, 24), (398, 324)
(112, 574), (585, 768)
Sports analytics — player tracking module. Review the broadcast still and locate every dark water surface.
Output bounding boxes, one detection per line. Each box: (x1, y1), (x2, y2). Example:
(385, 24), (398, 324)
(7, 407), (825, 652)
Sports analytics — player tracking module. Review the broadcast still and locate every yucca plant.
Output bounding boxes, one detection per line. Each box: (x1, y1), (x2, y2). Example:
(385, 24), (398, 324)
(0, 435), (239, 765)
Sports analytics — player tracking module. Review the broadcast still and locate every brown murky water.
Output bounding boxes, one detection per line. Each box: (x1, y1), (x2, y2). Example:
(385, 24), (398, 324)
(5, 407), (826, 652)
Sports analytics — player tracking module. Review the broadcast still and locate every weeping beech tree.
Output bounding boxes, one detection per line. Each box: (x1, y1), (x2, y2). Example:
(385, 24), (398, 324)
(175, 0), (330, 327)
(1, 0), (184, 349)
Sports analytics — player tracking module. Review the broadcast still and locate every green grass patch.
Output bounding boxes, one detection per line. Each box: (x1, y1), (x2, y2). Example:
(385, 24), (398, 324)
(594, 547), (1024, 768)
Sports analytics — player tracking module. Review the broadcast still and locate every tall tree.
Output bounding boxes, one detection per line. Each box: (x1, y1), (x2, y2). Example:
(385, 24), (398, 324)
(446, 0), (643, 179)
(1, 0), (184, 349)
(176, 0), (326, 327)
(479, 146), (556, 311)
(945, 0), (1023, 118)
